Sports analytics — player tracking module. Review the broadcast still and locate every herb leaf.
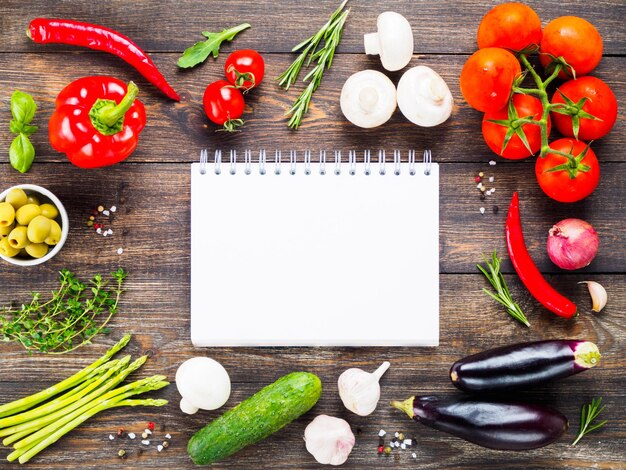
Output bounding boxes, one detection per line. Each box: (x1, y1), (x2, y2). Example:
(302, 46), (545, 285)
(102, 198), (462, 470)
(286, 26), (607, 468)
(278, 1), (349, 129)
(177, 23), (251, 68)
(9, 133), (35, 174)
(572, 397), (607, 446)
(477, 250), (530, 327)
(11, 90), (37, 125)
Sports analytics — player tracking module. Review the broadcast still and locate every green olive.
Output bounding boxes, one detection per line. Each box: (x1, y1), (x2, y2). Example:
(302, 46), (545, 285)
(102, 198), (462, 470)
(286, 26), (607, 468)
(5, 188), (28, 210)
(25, 243), (48, 259)
(15, 204), (41, 226)
(0, 221), (15, 237)
(27, 216), (51, 243)
(0, 237), (20, 258)
(39, 203), (59, 220)
(0, 202), (16, 227)
(26, 194), (40, 206)
(45, 220), (62, 245)
(8, 226), (29, 249)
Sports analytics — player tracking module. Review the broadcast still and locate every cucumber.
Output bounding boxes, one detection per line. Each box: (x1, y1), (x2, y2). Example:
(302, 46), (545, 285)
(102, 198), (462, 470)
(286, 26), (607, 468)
(187, 371), (322, 465)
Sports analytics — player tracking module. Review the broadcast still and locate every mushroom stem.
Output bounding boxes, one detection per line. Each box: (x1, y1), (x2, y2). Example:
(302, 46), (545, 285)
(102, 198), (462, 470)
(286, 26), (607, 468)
(364, 33), (380, 55)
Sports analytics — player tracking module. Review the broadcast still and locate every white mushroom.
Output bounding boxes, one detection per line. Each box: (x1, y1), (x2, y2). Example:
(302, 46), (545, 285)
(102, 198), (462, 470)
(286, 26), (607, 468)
(396, 65), (453, 127)
(340, 70), (396, 128)
(175, 357), (231, 414)
(364, 12), (414, 72)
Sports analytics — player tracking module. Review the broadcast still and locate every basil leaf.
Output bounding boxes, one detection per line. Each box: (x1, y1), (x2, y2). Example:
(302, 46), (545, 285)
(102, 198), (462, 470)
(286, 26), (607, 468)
(11, 91), (37, 125)
(9, 134), (35, 173)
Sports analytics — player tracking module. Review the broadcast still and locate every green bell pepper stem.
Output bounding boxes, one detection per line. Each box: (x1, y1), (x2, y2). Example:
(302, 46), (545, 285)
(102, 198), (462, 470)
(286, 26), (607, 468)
(0, 334), (131, 419)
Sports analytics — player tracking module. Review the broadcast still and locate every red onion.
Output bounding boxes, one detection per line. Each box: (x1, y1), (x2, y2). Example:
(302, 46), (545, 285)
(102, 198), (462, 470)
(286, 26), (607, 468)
(547, 218), (599, 270)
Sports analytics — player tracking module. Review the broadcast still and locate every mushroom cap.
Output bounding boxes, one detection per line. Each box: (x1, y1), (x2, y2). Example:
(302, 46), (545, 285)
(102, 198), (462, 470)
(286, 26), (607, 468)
(175, 357), (231, 413)
(397, 65), (454, 127)
(364, 11), (414, 72)
(340, 70), (397, 128)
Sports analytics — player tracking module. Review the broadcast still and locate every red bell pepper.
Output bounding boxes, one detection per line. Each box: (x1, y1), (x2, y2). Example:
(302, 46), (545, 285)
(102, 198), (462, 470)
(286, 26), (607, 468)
(49, 76), (146, 168)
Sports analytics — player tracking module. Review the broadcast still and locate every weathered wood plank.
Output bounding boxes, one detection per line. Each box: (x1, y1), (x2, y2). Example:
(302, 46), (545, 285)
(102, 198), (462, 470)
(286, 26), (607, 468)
(0, 163), (623, 274)
(0, 0), (624, 55)
(0, 53), (624, 163)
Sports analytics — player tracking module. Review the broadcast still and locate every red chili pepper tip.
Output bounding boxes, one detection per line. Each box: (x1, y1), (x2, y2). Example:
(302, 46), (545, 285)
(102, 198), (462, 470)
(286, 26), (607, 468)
(148, 422), (155, 431)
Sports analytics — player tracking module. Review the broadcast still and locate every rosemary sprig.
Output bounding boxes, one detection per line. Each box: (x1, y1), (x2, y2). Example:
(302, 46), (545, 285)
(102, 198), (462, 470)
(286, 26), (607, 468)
(477, 251), (530, 327)
(0, 269), (127, 354)
(278, 0), (349, 129)
(572, 397), (607, 446)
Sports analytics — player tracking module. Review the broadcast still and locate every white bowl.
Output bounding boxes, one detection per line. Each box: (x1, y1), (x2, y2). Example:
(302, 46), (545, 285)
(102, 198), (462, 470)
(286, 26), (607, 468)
(0, 184), (69, 266)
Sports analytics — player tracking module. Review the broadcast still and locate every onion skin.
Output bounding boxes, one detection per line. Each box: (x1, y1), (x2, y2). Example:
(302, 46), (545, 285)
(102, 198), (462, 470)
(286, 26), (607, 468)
(449, 340), (601, 393)
(547, 218), (599, 270)
(391, 395), (568, 450)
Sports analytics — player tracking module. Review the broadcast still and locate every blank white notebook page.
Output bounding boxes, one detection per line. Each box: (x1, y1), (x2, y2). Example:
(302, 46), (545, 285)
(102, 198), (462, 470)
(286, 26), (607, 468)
(190, 161), (439, 346)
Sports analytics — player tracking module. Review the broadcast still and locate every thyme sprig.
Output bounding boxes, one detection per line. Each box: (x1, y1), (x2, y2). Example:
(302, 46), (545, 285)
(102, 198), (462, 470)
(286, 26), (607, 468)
(477, 251), (530, 327)
(0, 269), (127, 354)
(278, 0), (349, 129)
(572, 397), (607, 446)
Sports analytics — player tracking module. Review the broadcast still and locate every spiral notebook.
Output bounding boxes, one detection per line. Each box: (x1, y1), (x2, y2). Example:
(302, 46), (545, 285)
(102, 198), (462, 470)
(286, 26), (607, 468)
(190, 149), (439, 346)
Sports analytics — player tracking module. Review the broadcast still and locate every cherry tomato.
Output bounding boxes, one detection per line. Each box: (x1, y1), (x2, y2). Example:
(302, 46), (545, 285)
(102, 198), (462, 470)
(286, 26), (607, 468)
(535, 138), (600, 203)
(477, 2), (542, 52)
(224, 50), (265, 90)
(551, 76), (618, 141)
(203, 80), (245, 131)
(540, 16), (603, 78)
(460, 47), (521, 112)
(482, 94), (551, 160)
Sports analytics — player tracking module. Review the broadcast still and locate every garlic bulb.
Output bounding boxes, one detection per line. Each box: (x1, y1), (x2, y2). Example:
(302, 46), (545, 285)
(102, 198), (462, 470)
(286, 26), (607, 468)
(579, 281), (607, 312)
(338, 361), (390, 416)
(304, 415), (355, 466)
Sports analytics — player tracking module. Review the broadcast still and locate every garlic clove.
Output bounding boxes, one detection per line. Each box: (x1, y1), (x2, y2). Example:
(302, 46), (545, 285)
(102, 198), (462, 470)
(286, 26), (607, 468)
(338, 361), (390, 416)
(579, 281), (607, 312)
(304, 415), (355, 466)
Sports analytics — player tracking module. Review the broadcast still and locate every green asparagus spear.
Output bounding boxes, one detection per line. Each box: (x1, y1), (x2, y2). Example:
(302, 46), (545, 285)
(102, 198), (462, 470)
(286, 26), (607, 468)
(0, 334), (131, 418)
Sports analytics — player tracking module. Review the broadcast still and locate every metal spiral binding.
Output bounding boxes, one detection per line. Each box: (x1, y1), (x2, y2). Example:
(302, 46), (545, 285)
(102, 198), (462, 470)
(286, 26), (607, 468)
(200, 149), (433, 176)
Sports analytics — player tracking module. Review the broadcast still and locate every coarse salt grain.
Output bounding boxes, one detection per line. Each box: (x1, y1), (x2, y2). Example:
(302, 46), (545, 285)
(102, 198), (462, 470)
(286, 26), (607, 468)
(412, 453), (417, 459)
(401, 443), (406, 450)
(476, 183), (483, 189)
(404, 439), (412, 445)
(110, 206), (117, 212)
(103, 232), (108, 237)
(128, 432), (136, 439)
(480, 207), (485, 214)
(378, 430), (386, 437)
(489, 176), (494, 182)
(103, 210), (110, 216)
(145, 429), (152, 435)
(394, 432), (399, 438)
(108, 434), (115, 441)
(157, 445), (163, 452)
(141, 440), (150, 446)
(486, 190), (492, 196)
(108, 229), (113, 235)
(117, 248), (124, 255)
(489, 160), (496, 166)
(491, 188), (496, 192)
(96, 228), (102, 234)
(165, 433), (172, 439)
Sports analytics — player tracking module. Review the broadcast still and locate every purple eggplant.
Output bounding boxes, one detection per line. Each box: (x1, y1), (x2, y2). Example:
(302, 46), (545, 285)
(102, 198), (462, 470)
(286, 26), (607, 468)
(449, 340), (600, 393)
(391, 395), (568, 450)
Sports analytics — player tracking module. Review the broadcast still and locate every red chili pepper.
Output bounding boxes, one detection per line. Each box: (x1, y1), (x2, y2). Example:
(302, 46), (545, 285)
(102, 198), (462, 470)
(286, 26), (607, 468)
(505, 192), (577, 318)
(28, 18), (180, 101)
(49, 76), (146, 168)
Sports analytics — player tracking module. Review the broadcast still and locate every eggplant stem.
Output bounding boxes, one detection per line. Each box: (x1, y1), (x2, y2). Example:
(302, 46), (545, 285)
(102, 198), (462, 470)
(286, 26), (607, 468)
(391, 397), (415, 419)
(574, 341), (602, 369)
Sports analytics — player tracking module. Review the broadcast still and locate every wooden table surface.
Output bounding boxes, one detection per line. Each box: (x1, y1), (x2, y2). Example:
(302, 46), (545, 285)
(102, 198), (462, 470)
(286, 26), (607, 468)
(0, 1), (624, 468)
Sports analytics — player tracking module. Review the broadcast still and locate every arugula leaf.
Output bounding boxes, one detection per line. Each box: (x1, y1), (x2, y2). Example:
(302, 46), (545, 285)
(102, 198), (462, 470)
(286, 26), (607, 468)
(177, 23), (251, 68)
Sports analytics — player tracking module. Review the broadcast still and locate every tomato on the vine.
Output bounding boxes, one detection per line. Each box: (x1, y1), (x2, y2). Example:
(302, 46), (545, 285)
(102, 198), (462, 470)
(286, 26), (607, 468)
(551, 76), (618, 141)
(540, 16), (603, 78)
(224, 50), (265, 90)
(482, 94), (550, 160)
(477, 2), (542, 52)
(460, 47), (521, 112)
(203, 80), (246, 131)
(535, 138), (600, 203)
